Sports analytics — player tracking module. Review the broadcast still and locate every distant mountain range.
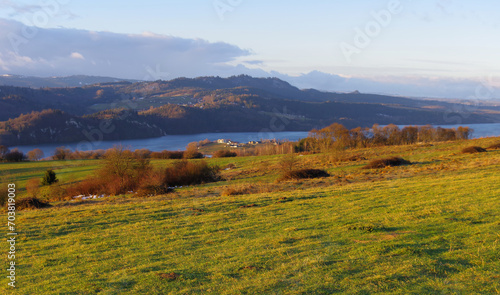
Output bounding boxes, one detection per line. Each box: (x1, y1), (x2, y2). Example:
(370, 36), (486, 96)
(1, 75), (499, 147)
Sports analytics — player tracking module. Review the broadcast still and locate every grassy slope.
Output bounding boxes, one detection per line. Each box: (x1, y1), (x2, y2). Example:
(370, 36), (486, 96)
(1, 138), (500, 294)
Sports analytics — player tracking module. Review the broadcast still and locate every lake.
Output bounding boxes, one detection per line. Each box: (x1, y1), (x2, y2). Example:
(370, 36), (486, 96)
(12, 123), (500, 157)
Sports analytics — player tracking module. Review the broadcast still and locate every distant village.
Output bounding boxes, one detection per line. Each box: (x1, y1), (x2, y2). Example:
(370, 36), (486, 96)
(215, 138), (281, 148)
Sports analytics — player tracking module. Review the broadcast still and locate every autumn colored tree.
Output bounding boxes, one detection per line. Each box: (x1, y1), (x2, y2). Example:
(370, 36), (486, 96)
(27, 148), (44, 161)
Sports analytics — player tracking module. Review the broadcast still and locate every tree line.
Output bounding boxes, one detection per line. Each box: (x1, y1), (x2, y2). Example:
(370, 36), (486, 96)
(298, 123), (472, 153)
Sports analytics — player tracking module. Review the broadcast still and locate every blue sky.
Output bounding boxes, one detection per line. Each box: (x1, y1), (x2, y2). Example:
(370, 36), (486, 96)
(0, 0), (499, 97)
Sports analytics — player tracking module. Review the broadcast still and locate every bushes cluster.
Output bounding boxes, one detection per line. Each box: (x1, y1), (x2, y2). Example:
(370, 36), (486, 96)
(163, 160), (221, 187)
(17, 198), (51, 210)
(0, 146), (25, 162)
(279, 169), (330, 181)
(487, 142), (500, 150)
(66, 147), (220, 198)
(213, 150), (237, 158)
(150, 150), (184, 159)
(362, 157), (411, 169)
(461, 146), (487, 154)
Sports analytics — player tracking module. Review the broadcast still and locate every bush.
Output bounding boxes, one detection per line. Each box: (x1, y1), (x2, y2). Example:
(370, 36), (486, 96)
(487, 142), (500, 150)
(213, 150), (237, 158)
(0, 183), (8, 207)
(362, 157), (411, 169)
(136, 169), (172, 197)
(4, 150), (25, 162)
(150, 150), (184, 159)
(279, 154), (300, 172)
(461, 146), (487, 154)
(221, 184), (254, 196)
(41, 169), (58, 186)
(163, 160), (221, 187)
(17, 198), (51, 210)
(26, 178), (41, 197)
(280, 169), (330, 181)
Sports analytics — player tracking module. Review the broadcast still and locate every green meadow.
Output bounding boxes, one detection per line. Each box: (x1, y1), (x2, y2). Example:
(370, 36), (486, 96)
(1, 137), (499, 294)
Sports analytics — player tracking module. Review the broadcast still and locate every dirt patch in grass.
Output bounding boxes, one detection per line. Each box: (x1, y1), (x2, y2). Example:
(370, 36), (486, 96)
(157, 273), (180, 281)
(240, 204), (258, 208)
(362, 157), (411, 169)
(17, 198), (51, 210)
(461, 146), (487, 154)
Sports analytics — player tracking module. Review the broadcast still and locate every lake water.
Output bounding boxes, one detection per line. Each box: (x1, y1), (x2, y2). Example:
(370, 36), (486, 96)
(12, 123), (500, 157)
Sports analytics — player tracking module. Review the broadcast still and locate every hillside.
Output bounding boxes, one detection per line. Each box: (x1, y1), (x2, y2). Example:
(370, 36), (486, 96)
(1, 137), (499, 294)
(1, 75), (499, 146)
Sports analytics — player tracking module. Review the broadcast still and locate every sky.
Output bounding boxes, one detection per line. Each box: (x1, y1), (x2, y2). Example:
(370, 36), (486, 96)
(0, 0), (499, 98)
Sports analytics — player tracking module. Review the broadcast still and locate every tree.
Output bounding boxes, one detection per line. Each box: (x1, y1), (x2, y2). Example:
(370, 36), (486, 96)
(41, 169), (58, 186)
(279, 153), (300, 173)
(27, 148), (44, 161)
(4, 149), (25, 162)
(53, 147), (72, 160)
(102, 146), (151, 189)
(0, 145), (9, 161)
(183, 142), (203, 159)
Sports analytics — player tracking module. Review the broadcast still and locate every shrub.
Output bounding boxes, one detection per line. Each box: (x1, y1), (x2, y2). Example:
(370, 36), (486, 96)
(136, 169), (172, 197)
(461, 146), (487, 154)
(280, 169), (330, 181)
(183, 142), (204, 159)
(279, 154), (300, 172)
(487, 142), (500, 150)
(362, 157), (411, 169)
(4, 150), (25, 162)
(26, 178), (41, 197)
(163, 160), (221, 187)
(221, 184), (254, 196)
(17, 198), (51, 210)
(150, 150), (184, 159)
(213, 150), (237, 158)
(41, 169), (58, 186)
(0, 183), (8, 207)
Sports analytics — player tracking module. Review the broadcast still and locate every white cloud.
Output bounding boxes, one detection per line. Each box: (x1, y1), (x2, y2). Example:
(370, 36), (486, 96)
(0, 18), (253, 79)
(70, 52), (84, 60)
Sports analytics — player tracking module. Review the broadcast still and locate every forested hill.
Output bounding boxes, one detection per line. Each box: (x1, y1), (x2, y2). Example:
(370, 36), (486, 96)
(0, 75), (499, 146)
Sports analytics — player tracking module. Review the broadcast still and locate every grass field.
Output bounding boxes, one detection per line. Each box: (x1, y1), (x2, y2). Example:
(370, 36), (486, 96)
(1, 137), (500, 294)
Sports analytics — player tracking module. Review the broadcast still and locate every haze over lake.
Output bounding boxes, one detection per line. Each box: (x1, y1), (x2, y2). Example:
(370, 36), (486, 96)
(12, 123), (500, 157)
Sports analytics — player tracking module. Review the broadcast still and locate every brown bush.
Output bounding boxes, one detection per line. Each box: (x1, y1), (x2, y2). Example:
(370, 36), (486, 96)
(279, 169), (330, 181)
(26, 178), (41, 198)
(487, 142), (500, 150)
(17, 198), (51, 210)
(221, 184), (254, 196)
(163, 160), (221, 187)
(461, 146), (487, 154)
(136, 169), (172, 197)
(362, 157), (411, 169)
(213, 150), (237, 158)
(150, 150), (184, 159)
